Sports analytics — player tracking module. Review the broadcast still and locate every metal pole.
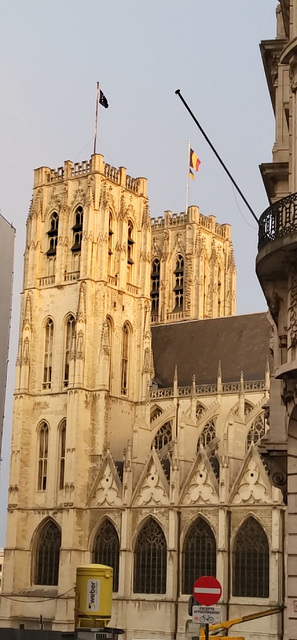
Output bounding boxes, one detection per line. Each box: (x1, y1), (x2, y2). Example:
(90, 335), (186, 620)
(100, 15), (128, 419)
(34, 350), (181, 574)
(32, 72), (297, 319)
(93, 82), (99, 155)
(205, 622), (209, 640)
(175, 89), (259, 225)
(185, 139), (190, 214)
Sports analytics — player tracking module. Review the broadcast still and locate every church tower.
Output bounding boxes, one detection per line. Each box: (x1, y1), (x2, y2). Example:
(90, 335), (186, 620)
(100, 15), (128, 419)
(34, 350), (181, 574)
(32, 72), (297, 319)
(2, 154), (152, 630)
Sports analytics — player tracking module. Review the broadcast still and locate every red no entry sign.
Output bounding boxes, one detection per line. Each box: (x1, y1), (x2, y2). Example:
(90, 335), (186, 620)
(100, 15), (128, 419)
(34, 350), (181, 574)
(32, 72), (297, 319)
(193, 576), (222, 606)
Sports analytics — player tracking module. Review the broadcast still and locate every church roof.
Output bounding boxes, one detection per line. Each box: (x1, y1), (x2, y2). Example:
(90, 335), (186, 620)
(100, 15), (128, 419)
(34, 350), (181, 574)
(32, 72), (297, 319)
(151, 312), (271, 387)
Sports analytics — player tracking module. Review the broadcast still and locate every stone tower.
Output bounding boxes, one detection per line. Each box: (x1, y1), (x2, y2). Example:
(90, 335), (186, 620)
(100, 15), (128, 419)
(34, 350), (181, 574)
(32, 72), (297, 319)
(2, 154), (153, 629)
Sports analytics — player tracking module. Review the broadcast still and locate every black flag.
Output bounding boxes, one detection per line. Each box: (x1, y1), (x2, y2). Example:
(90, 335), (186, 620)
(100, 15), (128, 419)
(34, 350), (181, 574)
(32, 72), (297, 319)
(99, 90), (109, 108)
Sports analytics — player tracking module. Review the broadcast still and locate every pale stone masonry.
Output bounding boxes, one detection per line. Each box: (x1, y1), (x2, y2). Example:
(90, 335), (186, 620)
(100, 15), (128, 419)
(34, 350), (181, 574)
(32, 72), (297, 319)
(0, 152), (282, 640)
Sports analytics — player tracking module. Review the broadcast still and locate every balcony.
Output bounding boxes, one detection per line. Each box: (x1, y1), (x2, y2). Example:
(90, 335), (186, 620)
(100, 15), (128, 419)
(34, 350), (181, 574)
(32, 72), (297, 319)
(257, 192), (297, 324)
(258, 191), (297, 250)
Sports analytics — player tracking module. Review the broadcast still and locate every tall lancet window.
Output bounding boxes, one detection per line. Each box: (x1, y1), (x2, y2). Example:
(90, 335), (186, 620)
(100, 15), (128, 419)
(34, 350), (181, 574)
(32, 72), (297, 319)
(59, 420), (66, 490)
(46, 212), (59, 256)
(173, 254), (184, 310)
(134, 518), (167, 594)
(233, 517), (269, 598)
(127, 220), (134, 280)
(64, 314), (76, 388)
(43, 318), (54, 389)
(151, 258), (160, 321)
(182, 517), (216, 594)
(121, 323), (129, 395)
(71, 206), (83, 252)
(93, 520), (120, 592)
(108, 213), (113, 273)
(38, 422), (49, 491)
(35, 520), (61, 586)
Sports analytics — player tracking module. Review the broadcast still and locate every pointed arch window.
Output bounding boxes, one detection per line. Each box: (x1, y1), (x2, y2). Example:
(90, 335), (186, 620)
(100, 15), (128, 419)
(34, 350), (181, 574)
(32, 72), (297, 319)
(38, 422), (49, 491)
(64, 314), (76, 388)
(151, 258), (160, 320)
(93, 520), (120, 592)
(71, 206), (83, 252)
(134, 518), (167, 593)
(108, 213), (113, 256)
(127, 220), (134, 265)
(46, 212), (59, 256)
(121, 323), (129, 395)
(35, 520), (61, 585)
(59, 420), (66, 490)
(197, 419), (216, 449)
(233, 517), (269, 597)
(182, 517), (216, 594)
(153, 422), (172, 450)
(43, 318), (54, 389)
(247, 414), (265, 447)
(217, 266), (222, 316)
(173, 254), (184, 310)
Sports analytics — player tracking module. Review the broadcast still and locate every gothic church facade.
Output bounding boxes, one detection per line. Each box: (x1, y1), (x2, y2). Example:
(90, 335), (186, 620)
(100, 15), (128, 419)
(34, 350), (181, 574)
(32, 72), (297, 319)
(0, 154), (283, 640)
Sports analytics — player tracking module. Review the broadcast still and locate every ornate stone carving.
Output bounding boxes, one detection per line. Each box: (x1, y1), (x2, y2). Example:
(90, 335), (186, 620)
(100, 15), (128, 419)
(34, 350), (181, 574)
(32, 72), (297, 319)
(233, 458), (271, 504)
(94, 464), (121, 506)
(183, 460), (217, 504)
(136, 462), (167, 505)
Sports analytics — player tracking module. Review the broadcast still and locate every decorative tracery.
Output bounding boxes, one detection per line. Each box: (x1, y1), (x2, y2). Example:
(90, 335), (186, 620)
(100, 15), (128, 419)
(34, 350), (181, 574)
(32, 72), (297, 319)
(233, 517), (269, 597)
(182, 518), (216, 594)
(134, 519), (167, 593)
(93, 520), (120, 592)
(197, 419), (216, 449)
(35, 520), (61, 585)
(247, 414), (265, 447)
(153, 422), (172, 450)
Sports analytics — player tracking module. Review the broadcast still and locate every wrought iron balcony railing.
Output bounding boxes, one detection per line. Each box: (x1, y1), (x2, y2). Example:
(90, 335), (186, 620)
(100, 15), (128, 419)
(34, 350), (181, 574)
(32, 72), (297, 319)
(258, 192), (297, 250)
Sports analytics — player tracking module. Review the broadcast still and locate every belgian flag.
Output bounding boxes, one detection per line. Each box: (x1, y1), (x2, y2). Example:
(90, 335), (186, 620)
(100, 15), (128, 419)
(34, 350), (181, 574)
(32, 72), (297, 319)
(189, 148), (201, 174)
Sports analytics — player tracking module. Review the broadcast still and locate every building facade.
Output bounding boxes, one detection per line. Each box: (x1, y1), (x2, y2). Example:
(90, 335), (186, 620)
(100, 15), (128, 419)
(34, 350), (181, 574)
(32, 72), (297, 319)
(0, 154), (282, 640)
(257, 3), (297, 640)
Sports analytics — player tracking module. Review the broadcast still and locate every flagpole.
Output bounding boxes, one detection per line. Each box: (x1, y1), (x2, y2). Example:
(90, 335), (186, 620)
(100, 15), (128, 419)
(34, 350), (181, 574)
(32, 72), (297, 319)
(175, 89), (258, 224)
(93, 82), (99, 155)
(185, 139), (190, 215)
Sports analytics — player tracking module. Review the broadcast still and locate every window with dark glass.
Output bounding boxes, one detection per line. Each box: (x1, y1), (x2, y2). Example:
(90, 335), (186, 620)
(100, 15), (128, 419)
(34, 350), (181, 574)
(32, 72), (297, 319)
(108, 213), (113, 256)
(134, 518), (167, 593)
(121, 323), (129, 395)
(71, 206), (83, 252)
(233, 517), (269, 598)
(35, 520), (61, 586)
(38, 422), (49, 491)
(151, 259), (160, 319)
(197, 419), (216, 449)
(127, 220), (134, 265)
(64, 314), (75, 388)
(59, 421), (66, 490)
(43, 318), (54, 389)
(46, 212), (59, 256)
(153, 422), (172, 450)
(173, 254), (184, 310)
(247, 414), (265, 447)
(182, 517), (216, 594)
(93, 520), (120, 592)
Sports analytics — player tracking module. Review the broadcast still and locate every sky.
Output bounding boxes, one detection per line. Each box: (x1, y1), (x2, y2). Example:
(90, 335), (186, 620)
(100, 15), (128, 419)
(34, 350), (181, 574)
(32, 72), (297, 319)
(0, 0), (278, 545)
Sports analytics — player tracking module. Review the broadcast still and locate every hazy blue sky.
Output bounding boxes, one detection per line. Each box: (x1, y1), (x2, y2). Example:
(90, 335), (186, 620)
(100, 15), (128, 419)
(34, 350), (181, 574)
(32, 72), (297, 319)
(0, 0), (278, 544)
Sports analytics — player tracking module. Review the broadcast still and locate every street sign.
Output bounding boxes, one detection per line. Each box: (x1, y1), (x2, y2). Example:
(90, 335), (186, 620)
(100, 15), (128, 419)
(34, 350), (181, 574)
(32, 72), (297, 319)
(193, 576), (222, 605)
(192, 605), (221, 624)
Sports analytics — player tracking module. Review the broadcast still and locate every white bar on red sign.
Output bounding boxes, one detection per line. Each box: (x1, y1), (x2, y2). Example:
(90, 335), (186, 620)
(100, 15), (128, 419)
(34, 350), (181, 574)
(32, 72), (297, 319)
(194, 587), (221, 594)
